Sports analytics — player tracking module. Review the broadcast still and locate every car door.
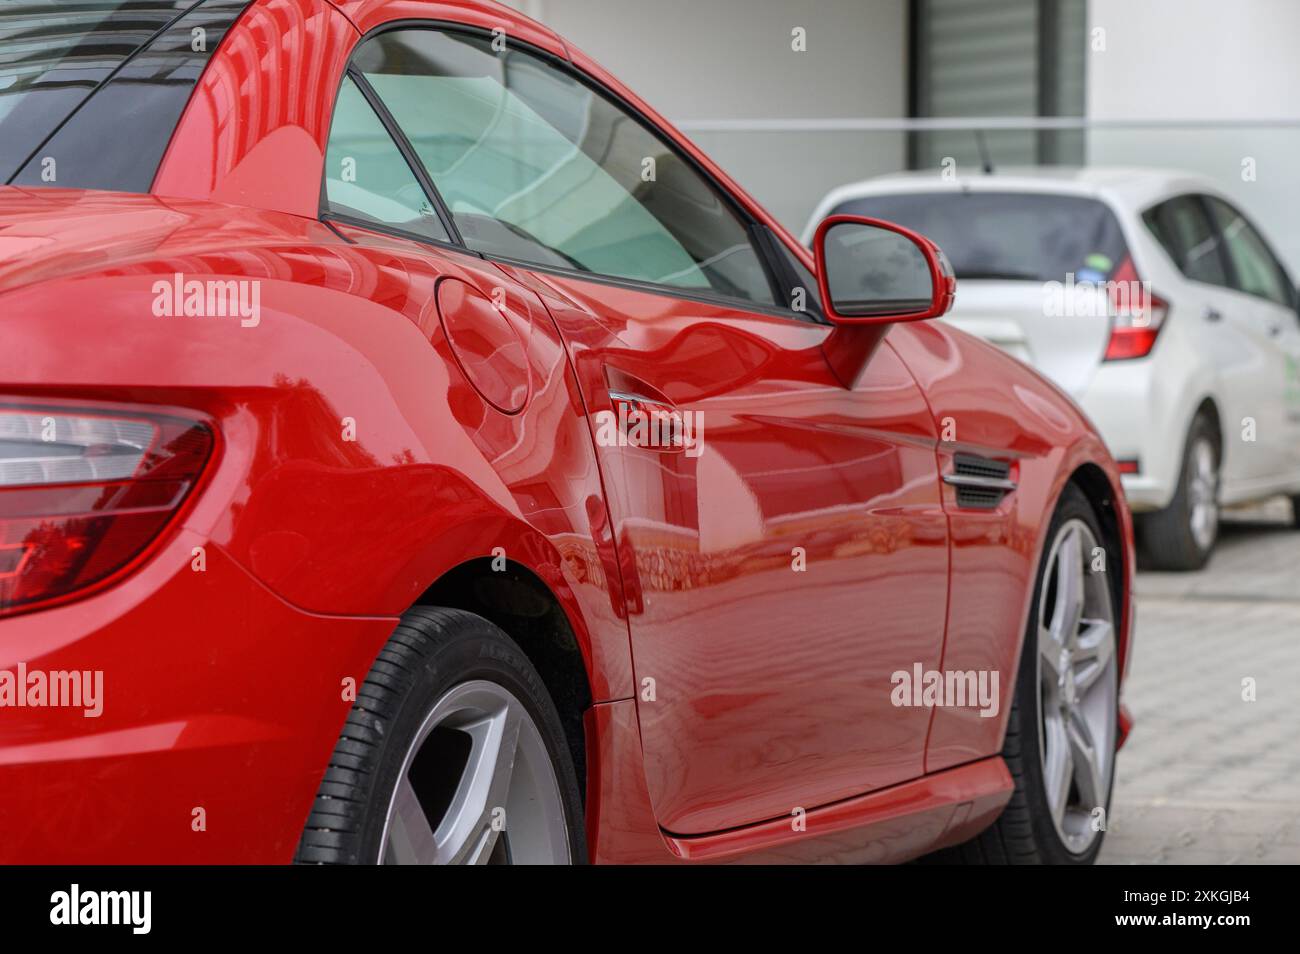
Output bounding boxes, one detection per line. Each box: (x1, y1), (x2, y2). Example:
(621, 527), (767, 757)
(1203, 195), (1300, 487)
(344, 24), (951, 835)
(515, 271), (952, 835)
(1144, 194), (1286, 487)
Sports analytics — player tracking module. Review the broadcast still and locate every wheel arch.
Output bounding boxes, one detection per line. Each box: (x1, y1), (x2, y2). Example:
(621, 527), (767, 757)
(1065, 461), (1135, 718)
(1191, 395), (1223, 454)
(1068, 463), (1126, 621)
(413, 555), (597, 800)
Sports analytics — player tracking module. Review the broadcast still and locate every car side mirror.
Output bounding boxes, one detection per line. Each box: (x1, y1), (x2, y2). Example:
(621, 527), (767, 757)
(813, 214), (956, 325)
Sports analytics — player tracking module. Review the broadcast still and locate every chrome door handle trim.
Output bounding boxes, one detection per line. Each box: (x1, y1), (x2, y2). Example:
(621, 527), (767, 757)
(608, 390), (676, 409)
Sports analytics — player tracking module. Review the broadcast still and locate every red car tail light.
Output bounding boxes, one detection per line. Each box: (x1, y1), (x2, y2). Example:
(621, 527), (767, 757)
(0, 402), (214, 617)
(1103, 256), (1168, 361)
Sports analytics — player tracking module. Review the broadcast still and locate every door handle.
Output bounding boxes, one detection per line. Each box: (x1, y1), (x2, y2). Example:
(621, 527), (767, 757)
(1203, 307), (1222, 323)
(604, 390), (695, 455)
(1268, 323), (1283, 338)
(608, 390), (676, 412)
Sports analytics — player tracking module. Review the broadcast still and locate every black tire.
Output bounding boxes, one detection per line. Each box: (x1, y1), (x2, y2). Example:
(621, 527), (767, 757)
(927, 484), (1116, 864)
(295, 607), (585, 865)
(1290, 495), (1300, 529)
(1138, 414), (1219, 571)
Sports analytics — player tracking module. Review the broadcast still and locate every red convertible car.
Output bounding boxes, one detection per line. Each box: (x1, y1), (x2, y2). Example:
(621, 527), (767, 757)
(0, 0), (1133, 864)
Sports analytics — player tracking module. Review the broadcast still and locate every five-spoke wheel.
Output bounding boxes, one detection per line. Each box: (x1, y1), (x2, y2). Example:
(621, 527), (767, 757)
(380, 680), (571, 865)
(1036, 518), (1118, 856)
(296, 608), (584, 866)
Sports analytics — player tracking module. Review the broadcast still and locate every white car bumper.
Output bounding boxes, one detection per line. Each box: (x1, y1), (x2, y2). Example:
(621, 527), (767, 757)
(1077, 358), (1187, 513)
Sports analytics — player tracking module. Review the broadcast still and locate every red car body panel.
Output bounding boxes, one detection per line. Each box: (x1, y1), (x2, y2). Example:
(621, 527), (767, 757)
(153, 0), (358, 220)
(502, 261), (951, 834)
(887, 325), (1136, 770)
(586, 699), (1014, 864)
(0, 0), (1133, 863)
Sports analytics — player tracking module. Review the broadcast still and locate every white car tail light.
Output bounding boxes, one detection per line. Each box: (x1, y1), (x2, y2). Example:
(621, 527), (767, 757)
(1104, 256), (1168, 361)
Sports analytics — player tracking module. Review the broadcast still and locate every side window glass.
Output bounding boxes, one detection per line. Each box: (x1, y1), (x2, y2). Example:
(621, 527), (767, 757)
(1144, 196), (1227, 287)
(350, 29), (777, 307)
(324, 76), (451, 243)
(1205, 197), (1293, 307)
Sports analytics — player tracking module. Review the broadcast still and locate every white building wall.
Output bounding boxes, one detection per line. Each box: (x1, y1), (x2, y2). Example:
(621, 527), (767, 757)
(1087, 0), (1300, 270)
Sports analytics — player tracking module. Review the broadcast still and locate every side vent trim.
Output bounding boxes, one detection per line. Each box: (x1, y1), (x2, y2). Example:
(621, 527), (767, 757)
(944, 454), (1016, 510)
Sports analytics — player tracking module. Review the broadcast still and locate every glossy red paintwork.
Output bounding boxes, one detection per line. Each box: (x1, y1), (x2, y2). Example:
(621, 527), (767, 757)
(0, 0), (1133, 863)
(584, 698), (1014, 864)
(153, 0), (358, 219)
(500, 261), (951, 834)
(887, 325), (1136, 772)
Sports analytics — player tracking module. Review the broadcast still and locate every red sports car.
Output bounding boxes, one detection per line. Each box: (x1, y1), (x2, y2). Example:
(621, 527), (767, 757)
(0, 0), (1133, 864)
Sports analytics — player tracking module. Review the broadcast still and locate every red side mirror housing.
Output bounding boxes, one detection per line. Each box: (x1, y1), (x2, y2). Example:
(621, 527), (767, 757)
(813, 214), (956, 326)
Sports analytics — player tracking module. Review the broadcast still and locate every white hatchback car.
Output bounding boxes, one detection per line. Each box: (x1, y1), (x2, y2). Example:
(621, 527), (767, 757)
(807, 168), (1300, 569)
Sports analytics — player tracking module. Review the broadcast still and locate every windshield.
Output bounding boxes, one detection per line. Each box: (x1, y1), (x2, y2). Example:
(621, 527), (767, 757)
(0, 1), (250, 191)
(829, 191), (1130, 283)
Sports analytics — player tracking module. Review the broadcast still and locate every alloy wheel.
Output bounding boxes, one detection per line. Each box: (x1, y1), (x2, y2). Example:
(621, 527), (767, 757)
(379, 680), (570, 864)
(1036, 519), (1118, 855)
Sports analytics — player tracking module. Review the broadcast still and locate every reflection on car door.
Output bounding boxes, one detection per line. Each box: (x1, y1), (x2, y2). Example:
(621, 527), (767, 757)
(503, 267), (951, 834)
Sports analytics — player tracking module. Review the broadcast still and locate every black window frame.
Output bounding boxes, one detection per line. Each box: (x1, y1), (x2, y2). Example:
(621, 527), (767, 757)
(317, 19), (826, 326)
(1141, 193), (1234, 291)
(1200, 194), (1297, 311)
(319, 66), (465, 254)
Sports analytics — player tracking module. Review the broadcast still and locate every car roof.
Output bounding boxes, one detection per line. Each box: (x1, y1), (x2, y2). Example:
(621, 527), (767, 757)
(330, 0), (569, 56)
(814, 166), (1219, 216)
(336, 0), (524, 18)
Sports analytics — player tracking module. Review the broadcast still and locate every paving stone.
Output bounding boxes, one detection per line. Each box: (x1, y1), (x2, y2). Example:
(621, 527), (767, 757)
(1099, 510), (1300, 864)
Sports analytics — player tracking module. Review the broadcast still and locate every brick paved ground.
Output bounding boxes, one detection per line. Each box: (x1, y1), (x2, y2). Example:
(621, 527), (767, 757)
(1100, 499), (1300, 864)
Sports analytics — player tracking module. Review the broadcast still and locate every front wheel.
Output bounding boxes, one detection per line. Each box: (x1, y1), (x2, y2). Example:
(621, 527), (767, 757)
(932, 485), (1120, 864)
(295, 607), (585, 865)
